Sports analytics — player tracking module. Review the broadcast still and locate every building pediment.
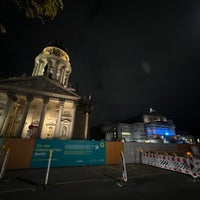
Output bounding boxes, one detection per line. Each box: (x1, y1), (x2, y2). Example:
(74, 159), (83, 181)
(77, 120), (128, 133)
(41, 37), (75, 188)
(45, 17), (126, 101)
(0, 76), (80, 100)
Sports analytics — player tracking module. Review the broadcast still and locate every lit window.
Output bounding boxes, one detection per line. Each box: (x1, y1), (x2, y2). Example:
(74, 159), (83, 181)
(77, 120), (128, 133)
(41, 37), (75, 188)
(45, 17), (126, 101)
(146, 127), (175, 137)
(122, 132), (131, 136)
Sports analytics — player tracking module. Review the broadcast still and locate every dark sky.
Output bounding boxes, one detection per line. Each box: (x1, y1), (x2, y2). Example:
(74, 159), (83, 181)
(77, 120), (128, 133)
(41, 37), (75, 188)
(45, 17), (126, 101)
(1, 0), (200, 133)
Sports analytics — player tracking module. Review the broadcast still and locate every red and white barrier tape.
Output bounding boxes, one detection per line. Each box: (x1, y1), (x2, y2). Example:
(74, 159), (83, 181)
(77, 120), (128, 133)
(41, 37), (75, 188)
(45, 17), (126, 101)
(141, 152), (200, 179)
(121, 150), (128, 182)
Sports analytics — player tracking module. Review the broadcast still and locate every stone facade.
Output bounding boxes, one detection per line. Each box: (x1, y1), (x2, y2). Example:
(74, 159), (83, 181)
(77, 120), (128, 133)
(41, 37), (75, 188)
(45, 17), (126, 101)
(0, 44), (85, 139)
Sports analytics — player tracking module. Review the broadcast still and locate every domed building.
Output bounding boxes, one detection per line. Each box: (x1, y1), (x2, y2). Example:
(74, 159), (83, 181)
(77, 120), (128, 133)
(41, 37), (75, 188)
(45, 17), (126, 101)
(0, 42), (91, 139)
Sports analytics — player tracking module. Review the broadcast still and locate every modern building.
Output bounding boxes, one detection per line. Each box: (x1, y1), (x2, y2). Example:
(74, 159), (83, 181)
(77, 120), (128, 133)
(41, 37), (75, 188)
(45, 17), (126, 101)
(0, 42), (92, 140)
(102, 108), (176, 143)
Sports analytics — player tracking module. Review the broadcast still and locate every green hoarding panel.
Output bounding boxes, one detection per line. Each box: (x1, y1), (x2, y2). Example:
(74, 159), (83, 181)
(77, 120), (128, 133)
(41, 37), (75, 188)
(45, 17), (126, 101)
(0, 138), (4, 148)
(30, 139), (105, 168)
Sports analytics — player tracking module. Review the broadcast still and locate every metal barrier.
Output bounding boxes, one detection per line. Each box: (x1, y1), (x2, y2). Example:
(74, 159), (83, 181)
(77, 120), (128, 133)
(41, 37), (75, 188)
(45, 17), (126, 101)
(141, 152), (200, 180)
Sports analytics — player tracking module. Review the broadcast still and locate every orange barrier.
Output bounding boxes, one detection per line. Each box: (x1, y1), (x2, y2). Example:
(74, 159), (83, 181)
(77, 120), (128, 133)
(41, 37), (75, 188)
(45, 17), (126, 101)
(106, 141), (123, 164)
(3, 138), (36, 169)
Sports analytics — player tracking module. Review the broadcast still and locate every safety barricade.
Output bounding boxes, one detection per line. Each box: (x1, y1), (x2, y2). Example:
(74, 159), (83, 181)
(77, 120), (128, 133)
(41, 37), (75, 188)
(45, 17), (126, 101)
(141, 152), (200, 180)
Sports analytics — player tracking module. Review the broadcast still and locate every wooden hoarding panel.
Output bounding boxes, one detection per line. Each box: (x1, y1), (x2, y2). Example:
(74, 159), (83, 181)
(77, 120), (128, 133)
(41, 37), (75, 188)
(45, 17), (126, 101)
(3, 138), (36, 169)
(106, 141), (123, 164)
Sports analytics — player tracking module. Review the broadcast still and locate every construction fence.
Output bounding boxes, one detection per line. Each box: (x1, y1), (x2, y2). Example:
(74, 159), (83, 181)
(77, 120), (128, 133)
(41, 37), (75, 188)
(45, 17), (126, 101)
(0, 137), (200, 180)
(141, 151), (200, 180)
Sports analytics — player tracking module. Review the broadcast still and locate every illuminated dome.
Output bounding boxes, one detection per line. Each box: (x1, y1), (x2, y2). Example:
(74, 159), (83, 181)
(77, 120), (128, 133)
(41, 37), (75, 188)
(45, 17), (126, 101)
(32, 42), (72, 88)
(43, 46), (70, 62)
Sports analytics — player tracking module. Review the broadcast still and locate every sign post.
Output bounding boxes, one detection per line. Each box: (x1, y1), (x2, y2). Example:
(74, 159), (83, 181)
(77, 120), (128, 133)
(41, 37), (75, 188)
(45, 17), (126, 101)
(44, 149), (53, 189)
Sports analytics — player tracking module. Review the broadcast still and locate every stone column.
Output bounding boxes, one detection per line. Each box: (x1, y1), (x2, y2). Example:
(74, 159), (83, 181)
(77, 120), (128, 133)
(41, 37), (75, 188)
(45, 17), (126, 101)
(54, 100), (64, 138)
(37, 97), (49, 138)
(84, 112), (89, 140)
(69, 102), (78, 139)
(83, 101), (92, 140)
(7, 103), (20, 137)
(16, 95), (33, 137)
(0, 93), (17, 136)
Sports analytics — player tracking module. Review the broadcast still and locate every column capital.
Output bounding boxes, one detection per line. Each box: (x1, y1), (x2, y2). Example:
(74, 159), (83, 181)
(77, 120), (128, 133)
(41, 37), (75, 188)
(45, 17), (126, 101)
(58, 98), (65, 106)
(7, 92), (17, 101)
(43, 97), (49, 104)
(26, 95), (33, 102)
(73, 102), (79, 109)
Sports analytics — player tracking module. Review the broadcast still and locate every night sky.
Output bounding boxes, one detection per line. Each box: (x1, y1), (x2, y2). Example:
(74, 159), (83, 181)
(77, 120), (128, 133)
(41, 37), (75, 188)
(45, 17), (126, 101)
(1, 0), (200, 134)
